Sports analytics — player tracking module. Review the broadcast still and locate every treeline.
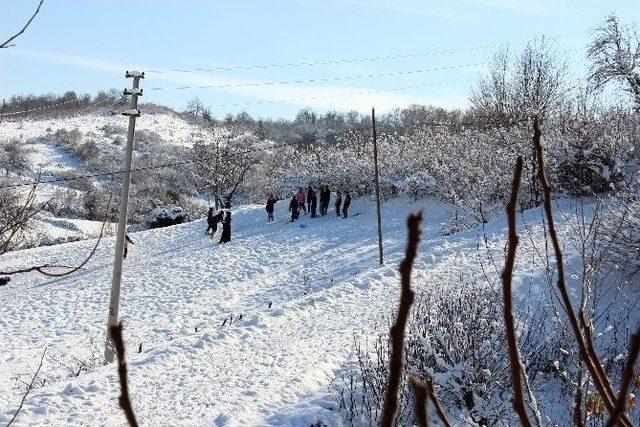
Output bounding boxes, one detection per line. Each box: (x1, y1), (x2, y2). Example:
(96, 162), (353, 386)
(2, 90), (125, 117)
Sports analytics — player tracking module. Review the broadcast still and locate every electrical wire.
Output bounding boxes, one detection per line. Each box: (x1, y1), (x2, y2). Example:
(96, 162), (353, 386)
(145, 62), (486, 91)
(145, 31), (587, 74)
(203, 78), (474, 109)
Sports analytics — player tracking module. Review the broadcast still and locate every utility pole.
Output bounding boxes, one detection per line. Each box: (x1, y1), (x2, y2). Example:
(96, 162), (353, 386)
(372, 107), (384, 265)
(104, 71), (144, 364)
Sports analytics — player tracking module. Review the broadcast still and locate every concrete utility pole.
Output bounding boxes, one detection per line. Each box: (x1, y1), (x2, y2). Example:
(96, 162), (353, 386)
(372, 107), (384, 265)
(104, 71), (144, 364)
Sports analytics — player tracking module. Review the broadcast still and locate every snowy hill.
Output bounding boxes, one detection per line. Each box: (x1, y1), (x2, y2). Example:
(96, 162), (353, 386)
(1, 196), (617, 426)
(0, 107), (209, 248)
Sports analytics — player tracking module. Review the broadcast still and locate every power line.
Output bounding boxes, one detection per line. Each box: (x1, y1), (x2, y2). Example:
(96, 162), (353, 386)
(144, 44), (583, 93)
(145, 62), (486, 91)
(145, 31), (587, 74)
(205, 78), (474, 109)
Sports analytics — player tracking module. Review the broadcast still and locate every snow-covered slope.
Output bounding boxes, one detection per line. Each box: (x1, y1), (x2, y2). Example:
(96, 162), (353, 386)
(0, 110), (204, 151)
(0, 197), (612, 426)
(0, 108), (208, 248)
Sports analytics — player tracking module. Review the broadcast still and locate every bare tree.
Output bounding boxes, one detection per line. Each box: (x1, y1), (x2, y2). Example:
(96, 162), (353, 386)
(191, 122), (256, 208)
(588, 14), (640, 112)
(0, 178), (47, 254)
(470, 41), (565, 126)
(471, 42), (565, 207)
(0, 0), (44, 49)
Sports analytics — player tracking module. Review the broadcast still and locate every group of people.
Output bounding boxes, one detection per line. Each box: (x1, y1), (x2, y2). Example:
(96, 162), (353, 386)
(266, 186), (351, 223)
(205, 204), (232, 243)
(203, 187), (352, 243)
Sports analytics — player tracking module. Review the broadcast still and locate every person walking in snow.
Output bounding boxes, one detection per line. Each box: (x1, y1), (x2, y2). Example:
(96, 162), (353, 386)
(306, 186), (315, 213)
(219, 204), (232, 243)
(123, 234), (134, 259)
(266, 194), (277, 222)
(309, 187), (318, 218)
(295, 187), (306, 214)
(320, 185), (330, 216)
(205, 207), (216, 234)
(342, 191), (352, 218)
(289, 194), (299, 222)
(208, 208), (224, 239)
(335, 190), (342, 217)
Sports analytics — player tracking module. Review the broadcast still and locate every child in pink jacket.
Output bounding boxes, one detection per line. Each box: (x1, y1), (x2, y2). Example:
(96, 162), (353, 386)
(295, 187), (307, 214)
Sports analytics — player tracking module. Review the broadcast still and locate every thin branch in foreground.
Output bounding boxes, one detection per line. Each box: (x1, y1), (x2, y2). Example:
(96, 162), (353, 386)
(574, 369), (584, 427)
(425, 379), (452, 427)
(501, 156), (533, 427)
(380, 211), (423, 427)
(606, 328), (640, 427)
(0, 0), (44, 49)
(531, 116), (631, 427)
(109, 323), (139, 427)
(0, 194), (113, 277)
(6, 346), (47, 426)
(410, 376), (430, 427)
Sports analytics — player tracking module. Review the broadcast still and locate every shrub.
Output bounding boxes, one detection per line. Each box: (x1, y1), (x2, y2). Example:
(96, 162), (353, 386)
(146, 206), (189, 228)
(339, 278), (559, 426)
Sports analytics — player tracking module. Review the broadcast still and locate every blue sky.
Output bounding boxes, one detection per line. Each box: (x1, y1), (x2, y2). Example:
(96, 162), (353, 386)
(1, 0), (638, 119)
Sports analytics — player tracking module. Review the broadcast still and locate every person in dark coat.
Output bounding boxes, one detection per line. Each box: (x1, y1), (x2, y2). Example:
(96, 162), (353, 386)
(266, 194), (277, 222)
(289, 195), (299, 222)
(306, 186), (315, 213)
(320, 186), (330, 216)
(205, 207), (216, 234)
(335, 191), (342, 217)
(209, 209), (224, 239)
(309, 188), (318, 218)
(123, 234), (134, 259)
(342, 191), (352, 218)
(219, 204), (232, 243)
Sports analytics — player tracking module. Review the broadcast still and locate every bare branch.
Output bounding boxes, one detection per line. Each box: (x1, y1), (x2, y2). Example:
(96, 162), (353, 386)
(380, 211), (422, 427)
(573, 369), (584, 427)
(0, 194), (112, 277)
(6, 346), (47, 426)
(0, 0), (44, 49)
(501, 155), (533, 427)
(109, 323), (139, 427)
(606, 329), (640, 427)
(425, 379), (452, 427)
(531, 116), (631, 426)
(410, 376), (430, 427)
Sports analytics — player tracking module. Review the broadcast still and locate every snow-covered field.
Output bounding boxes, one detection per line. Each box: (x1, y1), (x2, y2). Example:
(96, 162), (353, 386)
(0, 197), (628, 425)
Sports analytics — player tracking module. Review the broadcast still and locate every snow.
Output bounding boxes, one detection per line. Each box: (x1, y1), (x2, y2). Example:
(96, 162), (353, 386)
(0, 197), (624, 425)
(0, 111), (204, 149)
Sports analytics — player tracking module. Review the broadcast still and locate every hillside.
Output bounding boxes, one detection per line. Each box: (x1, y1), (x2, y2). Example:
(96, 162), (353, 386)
(0, 106), (209, 248)
(2, 196), (630, 425)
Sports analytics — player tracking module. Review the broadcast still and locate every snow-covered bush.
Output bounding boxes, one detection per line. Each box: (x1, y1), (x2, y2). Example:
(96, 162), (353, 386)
(0, 139), (31, 175)
(339, 280), (558, 426)
(146, 206), (189, 229)
(53, 127), (82, 151)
